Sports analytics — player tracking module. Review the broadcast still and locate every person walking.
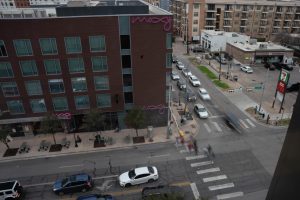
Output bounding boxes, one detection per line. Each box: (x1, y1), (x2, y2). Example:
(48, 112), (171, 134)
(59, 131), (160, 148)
(193, 140), (198, 155)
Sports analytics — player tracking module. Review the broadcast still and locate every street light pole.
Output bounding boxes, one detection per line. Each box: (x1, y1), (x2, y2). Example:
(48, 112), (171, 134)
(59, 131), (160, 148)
(218, 47), (222, 80)
(185, 3), (189, 55)
(258, 68), (269, 112)
(167, 84), (172, 139)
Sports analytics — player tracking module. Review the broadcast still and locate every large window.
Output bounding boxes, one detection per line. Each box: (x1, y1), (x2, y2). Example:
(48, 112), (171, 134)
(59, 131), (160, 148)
(64, 37), (82, 54)
(49, 79), (64, 93)
(0, 62), (13, 77)
(166, 53), (172, 68)
(123, 74), (132, 86)
(1, 82), (19, 97)
(52, 97), (68, 111)
(7, 100), (25, 114)
(13, 39), (33, 56)
(68, 57), (85, 73)
(71, 77), (87, 92)
(0, 40), (8, 57)
(96, 94), (111, 108)
(166, 33), (172, 49)
(44, 59), (61, 75)
(89, 36), (106, 52)
(74, 95), (90, 109)
(19, 60), (38, 76)
(91, 56), (108, 72)
(39, 38), (58, 55)
(124, 92), (133, 104)
(94, 76), (109, 90)
(120, 35), (130, 49)
(122, 55), (131, 68)
(25, 80), (42, 96)
(30, 99), (47, 113)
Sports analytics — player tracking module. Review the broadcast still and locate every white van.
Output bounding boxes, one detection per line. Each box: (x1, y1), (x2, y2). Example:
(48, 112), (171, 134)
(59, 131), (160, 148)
(0, 180), (24, 199)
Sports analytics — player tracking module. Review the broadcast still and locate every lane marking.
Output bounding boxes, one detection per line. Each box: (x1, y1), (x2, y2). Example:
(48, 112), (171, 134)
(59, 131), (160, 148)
(180, 149), (194, 153)
(190, 182), (200, 200)
(246, 118), (256, 127)
(217, 191), (244, 200)
(191, 161), (213, 167)
(204, 123), (212, 133)
(211, 121), (222, 132)
(170, 181), (191, 187)
(239, 119), (249, 129)
(208, 115), (225, 119)
(208, 183), (234, 191)
(203, 175), (227, 183)
(147, 154), (170, 158)
(59, 164), (84, 168)
(110, 188), (142, 196)
(197, 167), (220, 175)
(186, 155), (206, 161)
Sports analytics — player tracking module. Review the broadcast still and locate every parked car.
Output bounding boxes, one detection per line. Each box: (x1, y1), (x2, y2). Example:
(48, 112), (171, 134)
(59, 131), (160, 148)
(77, 194), (114, 200)
(142, 185), (184, 200)
(177, 80), (186, 90)
(194, 104), (208, 118)
(171, 71), (180, 80)
(286, 82), (300, 93)
(264, 63), (275, 70)
(281, 64), (294, 71)
(172, 56), (178, 64)
(198, 88), (211, 100)
(189, 75), (201, 87)
(53, 173), (93, 195)
(182, 68), (192, 77)
(273, 62), (282, 70)
(240, 65), (253, 73)
(216, 57), (227, 64)
(176, 62), (185, 70)
(224, 113), (243, 134)
(0, 180), (24, 200)
(118, 166), (158, 187)
(192, 46), (205, 53)
(186, 89), (197, 101)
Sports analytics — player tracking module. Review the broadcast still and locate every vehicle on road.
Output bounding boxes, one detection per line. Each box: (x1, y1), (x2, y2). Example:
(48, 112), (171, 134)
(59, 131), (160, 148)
(118, 166), (158, 187)
(177, 80), (186, 90)
(171, 71), (180, 80)
(182, 68), (192, 77)
(77, 194), (114, 200)
(281, 64), (294, 71)
(264, 63), (275, 70)
(142, 185), (184, 200)
(216, 57), (227, 64)
(191, 46), (205, 53)
(0, 180), (24, 200)
(189, 75), (201, 87)
(286, 82), (300, 93)
(240, 65), (253, 73)
(224, 113), (243, 134)
(53, 173), (93, 195)
(172, 56), (178, 64)
(186, 88), (197, 101)
(176, 62), (185, 70)
(273, 62), (282, 70)
(198, 88), (211, 100)
(194, 104), (208, 118)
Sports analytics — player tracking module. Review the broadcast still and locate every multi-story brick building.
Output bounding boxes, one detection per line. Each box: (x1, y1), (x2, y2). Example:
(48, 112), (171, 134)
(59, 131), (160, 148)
(0, 0), (30, 9)
(0, 0), (173, 135)
(170, 0), (300, 42)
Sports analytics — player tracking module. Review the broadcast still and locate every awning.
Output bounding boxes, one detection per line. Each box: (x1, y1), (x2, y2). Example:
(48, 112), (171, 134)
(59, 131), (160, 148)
(0, 116), (44, 125)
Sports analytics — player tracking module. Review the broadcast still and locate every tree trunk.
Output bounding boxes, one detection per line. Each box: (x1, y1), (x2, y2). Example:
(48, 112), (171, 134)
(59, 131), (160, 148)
(135, 129), (139, 137)
(4, 141), (10, 149)
(52, 132), (56, 144)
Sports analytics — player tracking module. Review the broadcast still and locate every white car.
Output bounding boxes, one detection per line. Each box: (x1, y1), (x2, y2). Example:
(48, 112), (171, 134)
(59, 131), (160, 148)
(176, 62), (185, 70)
(182, 68), (192, 77)
(240, 65), (253, 73)
(171, 71), (180, 80)
(198, 88), (211, 100)
(194, 104), (208, 119)
(119, 166), (158, 187)
(189, 75), (201, 87)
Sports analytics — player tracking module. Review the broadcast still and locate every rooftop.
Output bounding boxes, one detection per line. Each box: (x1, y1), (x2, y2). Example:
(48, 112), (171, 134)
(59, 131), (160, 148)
(228, 41), (293, 52)
(206, 0), (300, 6)
(202, 30), (247, 38)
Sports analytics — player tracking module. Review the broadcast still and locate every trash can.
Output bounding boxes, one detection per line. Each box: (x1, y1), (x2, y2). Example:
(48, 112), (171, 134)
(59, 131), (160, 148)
(233, 75), (238, 82)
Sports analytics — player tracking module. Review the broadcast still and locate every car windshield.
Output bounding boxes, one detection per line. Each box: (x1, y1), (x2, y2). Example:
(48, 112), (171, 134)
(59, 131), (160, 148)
(199, 108), (206, 112)
(201, 90), (208, 94)
(128, 169), (136, 179)
(191, 77), (197, 81)
(61, 178), (69, 186)
(148, 166), (154, 174)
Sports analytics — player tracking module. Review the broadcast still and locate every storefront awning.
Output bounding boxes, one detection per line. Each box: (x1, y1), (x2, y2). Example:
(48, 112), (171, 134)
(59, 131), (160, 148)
(0, 116), (44, 125)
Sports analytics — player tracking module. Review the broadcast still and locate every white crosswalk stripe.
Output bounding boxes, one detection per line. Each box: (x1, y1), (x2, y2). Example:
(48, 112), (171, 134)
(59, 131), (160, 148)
(191, 161), (213, 167)
(204, 123), (212, 133)
(211, 121), (222, 132)
(239, 119), (249, 129)
(208, 183), (234, 191)
(246, 118), (256, 127)
(190, 182), (200, 200)
(197, 167), (220, 175)
(217, 192), (244, 200)
(180, 149), (194, 153)
(203, 175), (227, 183)
(186, 155), (206, 161)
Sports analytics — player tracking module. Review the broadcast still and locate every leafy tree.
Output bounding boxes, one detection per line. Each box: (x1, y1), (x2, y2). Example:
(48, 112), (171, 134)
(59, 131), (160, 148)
(83, 110), (106, 142)
(40, 114), (61, 145)
(0, 125), (12, 149)
(125, 107), (145, 137)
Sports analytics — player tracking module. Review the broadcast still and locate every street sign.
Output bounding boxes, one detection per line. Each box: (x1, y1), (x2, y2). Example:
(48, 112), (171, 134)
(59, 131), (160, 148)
(254, 85), (263, 90)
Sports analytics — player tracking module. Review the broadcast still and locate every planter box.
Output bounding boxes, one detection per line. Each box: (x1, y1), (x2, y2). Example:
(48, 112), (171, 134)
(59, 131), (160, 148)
(3, 148), (19, 157)
(133, 136), (145, 144)
(49, 144), (62, 152)
(94, 140), (106, 148)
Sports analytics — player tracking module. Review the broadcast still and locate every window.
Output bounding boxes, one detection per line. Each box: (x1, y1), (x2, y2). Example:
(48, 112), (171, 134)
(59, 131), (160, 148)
(68, 57), (84, 73)
(119, 16), (130, 35)
(166, 53), (172, 68)
(89, 35), (106, 52)
(122, 55), (131, 68)
(124, 92), (133, 104)
(194, 4), (199, 9)
(19, 60), (38, 76)
(193, 20), (198, 24)
(39, 38), (57, 55)
(64, 37), (82, 54)
(96, 94), (111, 108)
(1, 82), (19, 96)
(120, 35), (130, 49)
(30, 99), (46, 113)
(52, 97), (68, 111)
(14, 39), (33, 56)
(44, 59), (61, 75)
(194, 12), (198, 17)
(49, 79), (64, 93)
(193, 27), (198, 32)
(91, 56), (108, 72)
(0, 62), (13, 77)
(25, 80), (42, 96)
(0, 40), (7, 57)
(7, 100), (25, 114)
(123, 74), (132, 86)
(71, 77), (87, 92)
(74, 95), (90, 109)
(94, 76), (109, 90)
(166, 33), (172, 49)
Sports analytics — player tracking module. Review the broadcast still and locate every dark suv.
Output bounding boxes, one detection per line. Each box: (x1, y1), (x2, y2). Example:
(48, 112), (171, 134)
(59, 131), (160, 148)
(186, 89), (197, 101)
(53, 173), (93, 195)
(264, 63), (275, 70)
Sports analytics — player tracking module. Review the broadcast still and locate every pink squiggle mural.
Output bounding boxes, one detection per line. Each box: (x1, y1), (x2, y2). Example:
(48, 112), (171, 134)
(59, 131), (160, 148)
(142, 104), (167, 115)
(131, 16), (172, 32)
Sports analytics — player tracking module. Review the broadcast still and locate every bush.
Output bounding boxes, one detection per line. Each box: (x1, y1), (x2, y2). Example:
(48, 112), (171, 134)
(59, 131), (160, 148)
(197, 66), (218, 79)
(213, 80), (230, 89)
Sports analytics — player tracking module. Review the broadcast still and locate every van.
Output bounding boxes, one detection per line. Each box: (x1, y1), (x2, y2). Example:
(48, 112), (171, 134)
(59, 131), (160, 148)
(0, 180), (24, 199)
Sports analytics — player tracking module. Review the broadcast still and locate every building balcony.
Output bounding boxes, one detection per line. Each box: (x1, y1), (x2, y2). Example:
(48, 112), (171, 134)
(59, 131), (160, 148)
(205, 17), (216, 20)
(223, 25), (232, 27)
(274, 18), (282, 21)
(206, 10), (217, 12)
(204, 25), (215, 27)
(223, 17), (232, 20)
(260, 18), (268, 21)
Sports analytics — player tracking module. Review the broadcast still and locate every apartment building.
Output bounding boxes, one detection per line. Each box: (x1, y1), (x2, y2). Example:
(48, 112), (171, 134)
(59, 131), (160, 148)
(0, 0), (172, 135)
(170, 0), (300, 42)
(0, 0), (30, 9)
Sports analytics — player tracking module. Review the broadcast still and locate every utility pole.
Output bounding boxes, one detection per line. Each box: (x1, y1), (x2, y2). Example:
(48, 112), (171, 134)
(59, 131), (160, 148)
(258, 68), (269, 112)
(185, 3), (189, 55)
(218, 47), (222, 80)
(167, 84), (172, 139)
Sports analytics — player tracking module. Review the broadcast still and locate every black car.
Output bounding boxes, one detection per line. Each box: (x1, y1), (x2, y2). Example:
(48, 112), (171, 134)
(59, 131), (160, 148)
(264, 63), (275, 70)
(77, 194), (114, 200)
(53, 173), (93, 195)
(273, 62), (282, 70)
(281, 64), (294, 71)
(186, 89), (197, 101)
(286, 82), (300, 93)
(192, 47), (205, 53)
(224, 113), (243, 134)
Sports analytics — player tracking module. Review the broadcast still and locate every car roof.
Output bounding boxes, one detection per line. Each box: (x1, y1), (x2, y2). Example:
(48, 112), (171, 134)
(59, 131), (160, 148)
(0, 181), (18, 191)
(190, 75), (196, 79)
(135, 167), (150, 175)
(199, 88), (207, 93)
(195, 104), (204, 109)
(69, 173), (90, 181)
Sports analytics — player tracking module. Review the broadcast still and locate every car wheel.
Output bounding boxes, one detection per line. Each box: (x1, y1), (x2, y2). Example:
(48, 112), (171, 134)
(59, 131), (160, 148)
(125, 183), (131, 187)
(82, 188), (87, 192)
(148, 179), (154, 183)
